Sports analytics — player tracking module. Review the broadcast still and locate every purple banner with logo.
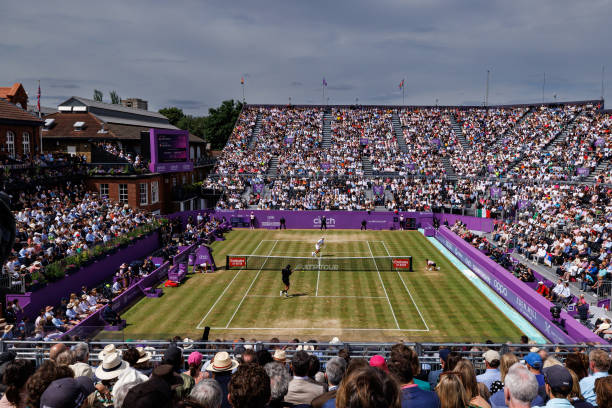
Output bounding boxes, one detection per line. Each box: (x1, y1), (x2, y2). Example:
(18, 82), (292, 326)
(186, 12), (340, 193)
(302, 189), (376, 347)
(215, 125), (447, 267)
(595, 138), (605, 147)
(372, 185), (384, 196)
(360, 138), (369, 145)
(406, 163), (416, 170)
(576, 167), (590, 176)
(487, 165), (495, 173)
(517, 200), (531, 210)
(321, 162), (331, 170)
(252, 184), (264, 194)
(435, 227), (603, 344)
(490, 187), (501, 198)
(431, 138), (441, 147)
(284, 136), (294, 144)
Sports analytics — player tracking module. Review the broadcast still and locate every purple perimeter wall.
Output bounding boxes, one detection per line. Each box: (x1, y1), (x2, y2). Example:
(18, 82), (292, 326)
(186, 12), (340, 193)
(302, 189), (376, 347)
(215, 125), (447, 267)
(7, 232), (160, 320)
(435, 227), (603, 344)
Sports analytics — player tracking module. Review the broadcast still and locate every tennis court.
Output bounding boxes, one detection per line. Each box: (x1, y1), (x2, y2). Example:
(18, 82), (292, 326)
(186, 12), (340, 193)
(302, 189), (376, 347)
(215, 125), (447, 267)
(120, 229), (525, 342)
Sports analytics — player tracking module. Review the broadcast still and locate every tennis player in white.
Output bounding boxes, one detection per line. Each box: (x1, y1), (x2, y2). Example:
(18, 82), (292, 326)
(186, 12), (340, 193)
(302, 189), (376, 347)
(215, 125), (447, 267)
(312, 237), (325, 257)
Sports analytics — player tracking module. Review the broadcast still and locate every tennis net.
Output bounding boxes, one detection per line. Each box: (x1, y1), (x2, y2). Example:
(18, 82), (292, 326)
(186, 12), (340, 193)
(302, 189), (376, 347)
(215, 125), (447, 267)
(226, 255), (412, 271)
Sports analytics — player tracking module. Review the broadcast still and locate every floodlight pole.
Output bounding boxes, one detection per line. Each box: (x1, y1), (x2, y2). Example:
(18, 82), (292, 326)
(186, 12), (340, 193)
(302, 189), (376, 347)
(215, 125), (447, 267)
(485, 70), (490, 108)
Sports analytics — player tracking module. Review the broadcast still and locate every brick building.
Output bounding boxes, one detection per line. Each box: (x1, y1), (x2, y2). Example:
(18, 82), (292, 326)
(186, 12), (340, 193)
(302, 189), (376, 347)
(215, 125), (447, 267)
(0, 97), (42, 160)
(0, 83), (28, 110)
(42, 96), (206, 161)
(88, 165), (210, 214)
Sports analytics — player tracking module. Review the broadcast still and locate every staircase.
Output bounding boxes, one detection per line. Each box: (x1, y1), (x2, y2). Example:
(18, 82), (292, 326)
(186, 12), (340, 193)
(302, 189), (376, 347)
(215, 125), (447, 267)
(496, 107), (533, 147)
(362, 156), (373, 178)
(391, 112), (408, 153)
(441, 156), (458, 181)
(450, 115), (470, 150)
(322, 110), (332, 149)
(585, 159), (610, 182)
(267, 156), (279, 177)
(247, 113), (262, 149)
(241, 186), (252, 204)
(544, 110), (584, 152)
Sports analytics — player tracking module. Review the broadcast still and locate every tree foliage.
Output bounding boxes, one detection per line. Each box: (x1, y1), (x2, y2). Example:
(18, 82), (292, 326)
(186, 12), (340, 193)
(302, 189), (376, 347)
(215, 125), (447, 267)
(93, 89), (103, 102)
(158, 100), (243, 149)
(110, 91), (121, 104)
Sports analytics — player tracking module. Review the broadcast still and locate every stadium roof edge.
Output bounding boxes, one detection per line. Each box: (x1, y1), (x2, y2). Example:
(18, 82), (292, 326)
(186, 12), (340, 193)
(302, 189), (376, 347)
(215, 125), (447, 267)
(244, 99), (603, 110)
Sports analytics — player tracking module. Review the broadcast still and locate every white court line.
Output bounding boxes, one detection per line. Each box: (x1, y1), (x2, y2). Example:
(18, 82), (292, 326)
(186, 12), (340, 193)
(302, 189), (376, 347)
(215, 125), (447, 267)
(247, 295), (387, 299)
(224, 240), (279, 328)
(209, 327), (430, 332)
(196, 239), (266, 330)
(381, 241), (430, 331)
(367, 241), (400, 330)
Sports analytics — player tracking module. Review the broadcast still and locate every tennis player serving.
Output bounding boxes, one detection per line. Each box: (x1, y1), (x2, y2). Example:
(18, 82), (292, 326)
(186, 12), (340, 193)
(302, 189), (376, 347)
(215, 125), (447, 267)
(311, 237), (325, 257)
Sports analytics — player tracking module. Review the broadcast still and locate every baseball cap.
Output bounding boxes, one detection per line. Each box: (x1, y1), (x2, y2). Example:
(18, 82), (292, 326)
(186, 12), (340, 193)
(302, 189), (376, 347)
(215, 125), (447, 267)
(525, 352), (543, 369)
(483, 350), (500, 363)
(40, 377), (94, 408)
(543, 365), (573, 393)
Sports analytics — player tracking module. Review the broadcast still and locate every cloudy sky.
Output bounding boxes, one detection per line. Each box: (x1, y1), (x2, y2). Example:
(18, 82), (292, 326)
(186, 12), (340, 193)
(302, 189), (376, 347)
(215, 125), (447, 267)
(1, 0), (610, 114)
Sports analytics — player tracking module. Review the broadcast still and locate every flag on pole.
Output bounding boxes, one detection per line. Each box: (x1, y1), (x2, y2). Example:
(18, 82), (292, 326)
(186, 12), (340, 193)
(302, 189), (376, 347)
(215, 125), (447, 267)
(240, 77), (244, 85)
(37, 81), (41, 114)
(322, 77), (327, 87)
(398, 79), (404, 90)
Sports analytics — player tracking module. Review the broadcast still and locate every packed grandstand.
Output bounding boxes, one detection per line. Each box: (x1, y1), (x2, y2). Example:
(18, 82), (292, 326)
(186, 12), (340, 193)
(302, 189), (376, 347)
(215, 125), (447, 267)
(0, 100), (611, 408)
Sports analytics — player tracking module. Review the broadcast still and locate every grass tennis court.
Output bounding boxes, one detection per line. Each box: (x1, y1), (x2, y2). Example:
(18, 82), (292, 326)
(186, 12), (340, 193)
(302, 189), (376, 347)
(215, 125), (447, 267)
(117, 230), (524, 342)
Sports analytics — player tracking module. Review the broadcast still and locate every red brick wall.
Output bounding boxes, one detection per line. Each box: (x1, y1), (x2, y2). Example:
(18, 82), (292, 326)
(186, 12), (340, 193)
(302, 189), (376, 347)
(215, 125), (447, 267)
(0, 124), (40, 158)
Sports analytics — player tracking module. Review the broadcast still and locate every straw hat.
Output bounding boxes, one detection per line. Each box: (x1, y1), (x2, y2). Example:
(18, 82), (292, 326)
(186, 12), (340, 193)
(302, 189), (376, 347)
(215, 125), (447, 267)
(94, 353), (128, 380)
(135, 347), (152, 364)
(98, 344), (123, 361)
(205, 352), (239, 373)
(182, 338), (194, 350)
(272, 349), (286, 363)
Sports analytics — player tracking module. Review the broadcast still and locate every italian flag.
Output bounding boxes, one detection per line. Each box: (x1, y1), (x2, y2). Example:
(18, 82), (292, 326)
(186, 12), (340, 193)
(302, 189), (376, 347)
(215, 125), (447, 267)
(477, 208), (491, 218)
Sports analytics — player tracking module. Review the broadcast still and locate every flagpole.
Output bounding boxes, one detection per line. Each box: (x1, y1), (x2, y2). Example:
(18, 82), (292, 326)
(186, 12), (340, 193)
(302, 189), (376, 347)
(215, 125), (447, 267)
(242, 83), (245, 103)
(38, 80), (43, 154)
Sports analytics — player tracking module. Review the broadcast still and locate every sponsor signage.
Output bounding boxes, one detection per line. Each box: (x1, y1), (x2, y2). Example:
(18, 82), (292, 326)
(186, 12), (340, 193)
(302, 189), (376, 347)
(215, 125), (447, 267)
(392, 258), (412, 269)
(228, 257), (246, 268)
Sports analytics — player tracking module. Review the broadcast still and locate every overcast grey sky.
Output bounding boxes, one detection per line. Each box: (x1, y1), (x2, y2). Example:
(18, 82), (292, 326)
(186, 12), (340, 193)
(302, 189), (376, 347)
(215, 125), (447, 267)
(1, 0), (610, 114)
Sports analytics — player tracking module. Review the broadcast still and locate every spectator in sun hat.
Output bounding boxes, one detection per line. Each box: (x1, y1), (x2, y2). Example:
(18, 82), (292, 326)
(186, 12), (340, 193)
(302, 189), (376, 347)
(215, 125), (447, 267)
(477, 350), (502, 389)
(185, 351), (206, 384)
(206, 352), (239, 408)
(272, 349), (287, 365)
(369, 355), (389, 373)
(39, 376), (95, 408)
(97, 344), (122, 361)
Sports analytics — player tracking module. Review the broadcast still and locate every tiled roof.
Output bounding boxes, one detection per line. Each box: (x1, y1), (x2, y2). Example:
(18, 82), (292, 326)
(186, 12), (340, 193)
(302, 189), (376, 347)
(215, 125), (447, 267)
(0, 83), (21, 99)
(0, 98), (43, 123)
(42, 112), (117, 139)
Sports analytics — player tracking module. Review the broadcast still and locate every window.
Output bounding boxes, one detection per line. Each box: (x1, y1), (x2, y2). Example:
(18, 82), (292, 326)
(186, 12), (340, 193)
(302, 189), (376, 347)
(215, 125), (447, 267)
(139, 183), (148, 205)
(99, 183), (109, 197)
(119, 184), (128, 203)
(172, 178), (176, 187)
(182, 175), (186, 185)
(6, 131), (15, 157)
(190, 146), (195, 160)
(151, 181), (159, 204)
(22, 132), (30, 155)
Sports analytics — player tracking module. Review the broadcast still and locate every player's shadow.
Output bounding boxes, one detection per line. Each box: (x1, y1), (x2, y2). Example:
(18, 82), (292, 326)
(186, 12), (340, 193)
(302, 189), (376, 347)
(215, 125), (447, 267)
(288, 293), (308, 298)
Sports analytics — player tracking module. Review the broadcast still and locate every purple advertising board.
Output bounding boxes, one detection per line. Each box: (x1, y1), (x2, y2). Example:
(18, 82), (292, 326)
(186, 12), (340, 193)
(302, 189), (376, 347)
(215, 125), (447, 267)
(576, 167), (590, 176)
(7, 232), (160, 320)
(252, 184), (264, 194)
(372, 185), (384, 196)
(148, 128), (194, 173)
(321, 163), (331, 170)
(406, 163), (416, 171)
(490, 187), (501, 198)
(435, 227), (603, 343)
(360, 138), (369, 145)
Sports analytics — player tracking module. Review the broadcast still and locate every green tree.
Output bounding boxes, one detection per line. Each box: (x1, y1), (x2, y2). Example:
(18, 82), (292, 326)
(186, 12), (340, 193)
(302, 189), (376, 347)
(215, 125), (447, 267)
(110, 90), (120, 104)
(93, 89), (103, 102)
(159, 107), (185, 126)
(203, 99), (243, 149)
